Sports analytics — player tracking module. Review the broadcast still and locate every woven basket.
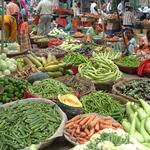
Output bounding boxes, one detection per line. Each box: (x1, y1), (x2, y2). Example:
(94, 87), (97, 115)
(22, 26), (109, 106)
(2, 98), (67, 150)
(36, 41), (48, 48)
(112, 78), (150, 102)
(114, 62), (138, 74)
(56, 75), (95, 97)
(31, 46), (67, 58)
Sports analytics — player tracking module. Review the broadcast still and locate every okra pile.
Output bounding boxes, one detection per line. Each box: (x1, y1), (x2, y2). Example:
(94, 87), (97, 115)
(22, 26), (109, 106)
(0, 101), (61, 150)
(28, 79), (73, 99)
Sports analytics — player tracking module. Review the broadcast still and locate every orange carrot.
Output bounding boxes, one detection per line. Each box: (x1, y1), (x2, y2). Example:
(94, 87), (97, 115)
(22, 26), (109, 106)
(71, 128), (76, 137)
(102, 117), (113, 121)
(79, 116), (91, 126)
(66, 129), (72, 134)
(84, 128), (90, 136)
(112, 123), (122, 128)
(64, 131), (70, 137)
(90, 117), (100, 128)
(85, 115), (96, 126)
(80, 132), (87, 138)
(100, 124), (113, 129)
(66, 115), (81, 123)
(65, 121), (75, 128)
(73, 124), (79, 128)
(95, 122), (100, 132)
(77, 137), (87, 144)
(89, 128), (95, 137)
(76, 126), (80, 134)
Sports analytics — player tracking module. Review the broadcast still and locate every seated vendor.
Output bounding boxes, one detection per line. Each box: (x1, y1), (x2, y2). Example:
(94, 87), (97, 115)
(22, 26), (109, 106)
(86, 22), (103, 37)
(124, 29), (137, 55)
(139, 30), (150, 53)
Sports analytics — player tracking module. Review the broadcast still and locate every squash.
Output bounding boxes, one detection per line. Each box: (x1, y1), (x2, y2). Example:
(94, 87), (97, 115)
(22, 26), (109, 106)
(58, 94), (82, 107)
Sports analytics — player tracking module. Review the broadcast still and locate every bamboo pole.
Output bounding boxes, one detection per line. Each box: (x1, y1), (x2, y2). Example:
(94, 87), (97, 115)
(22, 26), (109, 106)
(0, 0), (4, 53)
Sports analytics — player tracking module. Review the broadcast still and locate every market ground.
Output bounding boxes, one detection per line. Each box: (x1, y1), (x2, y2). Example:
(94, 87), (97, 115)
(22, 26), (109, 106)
(44, 73), (138, 150)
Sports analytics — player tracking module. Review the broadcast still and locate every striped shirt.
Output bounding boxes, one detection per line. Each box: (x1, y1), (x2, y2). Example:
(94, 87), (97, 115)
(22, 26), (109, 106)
(123, 11), (135, 26)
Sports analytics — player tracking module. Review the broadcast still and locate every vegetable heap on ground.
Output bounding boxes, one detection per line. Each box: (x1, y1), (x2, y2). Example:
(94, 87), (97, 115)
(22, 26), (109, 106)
(122, 99), (150, 149)
(0, 101), (61, 150)
(0, 53), (17, 77)
(116, 79), (150, 101)
(0, 77), (30, 103)
(28, 79), (73, 99)
(79, 58), (122, 83)
(81, 91), (125, 121)
(63, 52), (88, 65)
(116, 55), (140, 67)
(71, 129), (145, 150)
(64, 114), (122, 144)
(92, 51), (121, 61)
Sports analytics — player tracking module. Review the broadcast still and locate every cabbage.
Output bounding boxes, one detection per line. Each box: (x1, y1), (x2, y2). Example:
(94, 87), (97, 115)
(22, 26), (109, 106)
(9, 64), (17, 72)
(1, 53), (7, 60)
(9, 58), (17, 65)
(0, 60), (8, 71)
(3, 69), (11, 75)
(0, 71), (2, 76)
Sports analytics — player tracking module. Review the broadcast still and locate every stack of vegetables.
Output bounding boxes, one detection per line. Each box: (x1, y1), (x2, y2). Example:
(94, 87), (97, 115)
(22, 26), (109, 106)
(79, 58), (122, 83)
(116, 55), (141, 68)
(71, 128), (146, 150)
(92, 51), (121, 61)
(122, 100), (150, 149)
(0, 100), (62, 150)
(0, 53), (17, 77)
(63, 52), (88, 66)
(27, 53), (67, 78)
(0, 76), (30, 103)
(115, 79), (150, 101)
(27, 79), (73, 99)
(81, 91), (125, 122)
(64, 114), (122, 144)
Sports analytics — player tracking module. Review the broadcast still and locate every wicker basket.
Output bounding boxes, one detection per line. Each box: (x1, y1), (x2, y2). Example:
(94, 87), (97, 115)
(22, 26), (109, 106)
(112, 77), (150, 102)
(56, 75), (95, 97)
(36, 41), (48, 48)
(114, 62), (138, 74)
(30, 46), (67, 58)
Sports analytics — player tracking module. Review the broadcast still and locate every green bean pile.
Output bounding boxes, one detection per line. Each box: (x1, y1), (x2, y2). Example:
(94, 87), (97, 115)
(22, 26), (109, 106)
(79, 58), (122, 83)
(116, 55), (140, 67)
(63, 52), (88, 65)
(0, 101), (61, 150)
(29, 79), (73, 99)
(81, 91), (125, 121)
(92, 51), (121, 61)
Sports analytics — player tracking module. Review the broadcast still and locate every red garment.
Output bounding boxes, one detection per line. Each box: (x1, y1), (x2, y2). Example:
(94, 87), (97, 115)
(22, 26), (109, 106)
(138, 58), (150, 76)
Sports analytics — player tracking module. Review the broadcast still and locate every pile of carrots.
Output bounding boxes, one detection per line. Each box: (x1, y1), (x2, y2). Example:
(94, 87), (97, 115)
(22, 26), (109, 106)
(64, 114), (122, 144)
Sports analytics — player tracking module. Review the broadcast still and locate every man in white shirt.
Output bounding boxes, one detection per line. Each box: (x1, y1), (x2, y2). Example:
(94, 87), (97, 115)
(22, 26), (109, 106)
(90, 0), (98, 15)
(117, 0), (124, 14)
(106, 0), (113, 13)
(36, 0), (53, 35)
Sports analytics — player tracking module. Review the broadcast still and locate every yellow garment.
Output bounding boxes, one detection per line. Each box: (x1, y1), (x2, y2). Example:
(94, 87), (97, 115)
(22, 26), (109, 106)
(0, 15), (17, 42)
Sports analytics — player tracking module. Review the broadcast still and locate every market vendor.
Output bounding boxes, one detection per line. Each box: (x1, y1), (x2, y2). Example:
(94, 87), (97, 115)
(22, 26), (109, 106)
(86, 23), (103, 37)
(36, 0), (53, 35)
(139, 30), (150, 53)
(0, 15), (17, 42)
(124, 29), (137, 55)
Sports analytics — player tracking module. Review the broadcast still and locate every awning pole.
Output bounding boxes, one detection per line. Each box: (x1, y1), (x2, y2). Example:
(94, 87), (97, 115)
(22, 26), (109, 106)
(0, 0), (4, 53)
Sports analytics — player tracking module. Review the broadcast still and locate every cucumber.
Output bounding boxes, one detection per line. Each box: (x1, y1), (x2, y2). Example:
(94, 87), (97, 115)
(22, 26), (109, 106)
(48, 71), (63, 78)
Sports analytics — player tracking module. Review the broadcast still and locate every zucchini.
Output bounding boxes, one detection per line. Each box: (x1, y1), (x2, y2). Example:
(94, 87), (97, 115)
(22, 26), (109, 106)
(28, 54), (42, 68)
(45, 65), (60, 72)
(48, 71), (63, 78)
(23, 57), (33, 66)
